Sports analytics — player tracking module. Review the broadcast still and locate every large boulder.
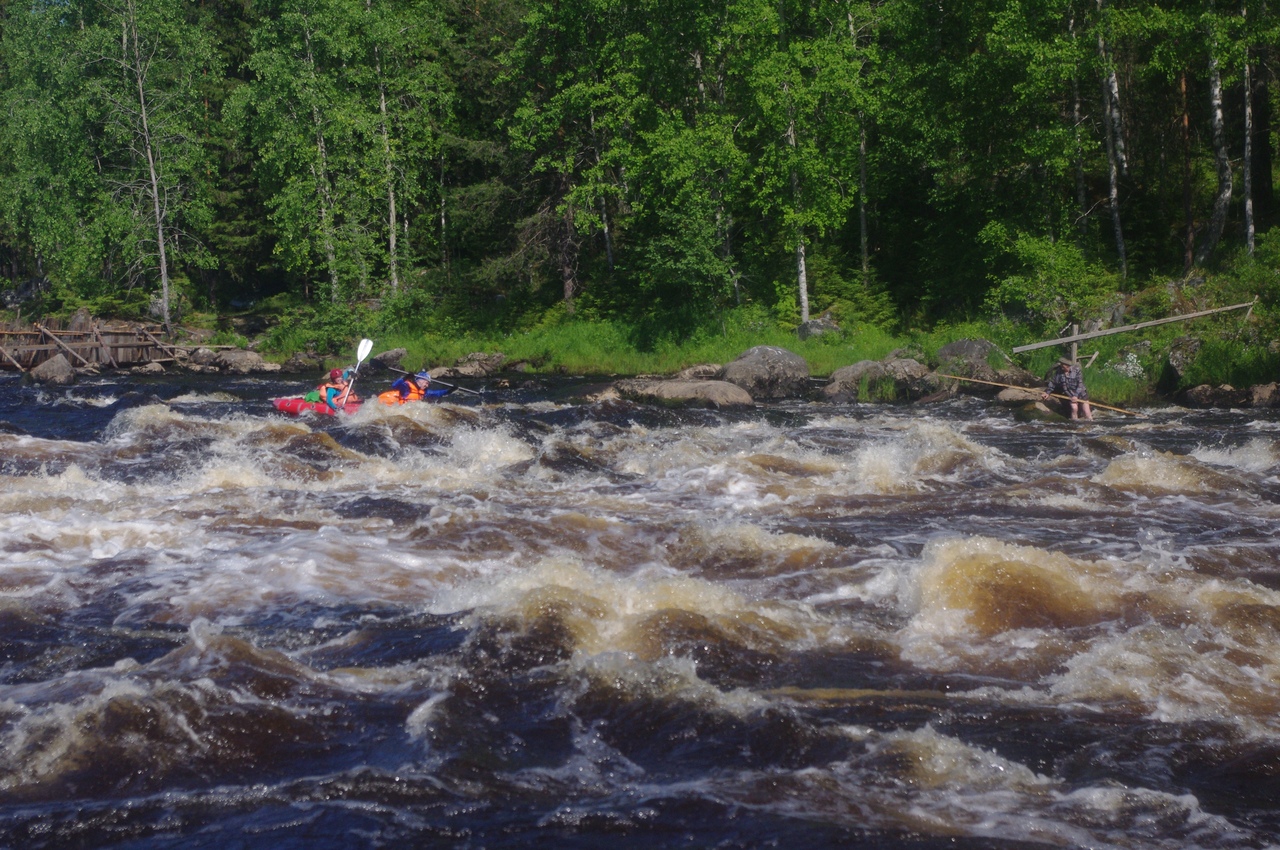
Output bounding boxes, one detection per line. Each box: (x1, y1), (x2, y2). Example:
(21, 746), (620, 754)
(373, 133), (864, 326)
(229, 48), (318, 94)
(823, 360), (885, 403)
(719, 345), (810, 399)
(215, 349), (279, 374)
(796, 315), (840, 341)
(824, 356), (937, 403)
(1251, 382), (1280, 408)
(1180, 384), (1249, 409)
(28, 353), (75, 386)
(614, 378), (753, 409)
(372, 348), (406, 371)
(281, 351), (324, 373)
(442, 352), (506, 379)
(1158, 336), (1202, 393)
(934, 337), (1038, 393)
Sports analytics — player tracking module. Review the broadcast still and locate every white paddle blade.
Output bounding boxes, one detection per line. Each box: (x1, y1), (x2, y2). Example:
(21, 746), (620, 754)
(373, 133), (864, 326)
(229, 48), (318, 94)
(357, 338), (374, 364)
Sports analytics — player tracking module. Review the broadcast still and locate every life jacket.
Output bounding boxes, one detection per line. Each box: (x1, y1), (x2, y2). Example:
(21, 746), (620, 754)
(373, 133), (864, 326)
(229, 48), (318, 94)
(378, 381), (427, 405)
(318, 381), (357, 407)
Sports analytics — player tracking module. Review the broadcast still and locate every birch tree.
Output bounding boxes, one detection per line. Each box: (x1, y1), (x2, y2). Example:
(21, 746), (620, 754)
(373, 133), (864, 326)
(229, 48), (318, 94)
(82, 0), (219, 332)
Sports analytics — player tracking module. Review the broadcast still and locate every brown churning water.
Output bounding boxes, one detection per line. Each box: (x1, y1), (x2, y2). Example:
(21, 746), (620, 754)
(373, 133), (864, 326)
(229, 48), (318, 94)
(1, 374), (1279, 849)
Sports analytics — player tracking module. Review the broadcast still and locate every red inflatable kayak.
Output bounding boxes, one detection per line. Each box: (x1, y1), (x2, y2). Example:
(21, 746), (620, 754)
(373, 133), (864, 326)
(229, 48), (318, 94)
(272, 397), (362, 416)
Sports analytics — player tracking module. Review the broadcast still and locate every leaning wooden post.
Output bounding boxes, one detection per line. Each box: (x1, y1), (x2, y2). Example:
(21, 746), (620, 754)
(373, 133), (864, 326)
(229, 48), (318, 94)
(0, 345), (25, 373)
(35, 323), (93, 367)
(92, 323), (120, 369)
(1070, 323), (1078, 363)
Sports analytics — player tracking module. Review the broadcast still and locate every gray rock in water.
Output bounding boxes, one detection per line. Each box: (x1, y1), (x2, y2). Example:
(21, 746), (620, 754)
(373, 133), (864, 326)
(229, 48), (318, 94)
(215, 349), (270, 374)
(614, 379), (753, 408)
(28, 353), (75, 386)
(823, 360), (887, 403)
(720, 345), (810, 399)
(1250, 382), (1280, 408)
(372, 348), (406, 370)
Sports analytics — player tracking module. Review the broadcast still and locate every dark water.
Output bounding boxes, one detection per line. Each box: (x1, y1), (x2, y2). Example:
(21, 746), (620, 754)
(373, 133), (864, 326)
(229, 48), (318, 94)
(2, 371), (1280, 849)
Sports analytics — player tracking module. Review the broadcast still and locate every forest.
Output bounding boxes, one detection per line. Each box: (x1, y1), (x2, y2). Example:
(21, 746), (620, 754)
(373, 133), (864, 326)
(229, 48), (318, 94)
(0, 0), (1278, 363)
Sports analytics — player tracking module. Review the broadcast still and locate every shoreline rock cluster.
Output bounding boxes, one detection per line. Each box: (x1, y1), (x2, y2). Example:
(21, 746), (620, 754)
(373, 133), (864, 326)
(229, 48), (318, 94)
(20, 335), (1279, 413)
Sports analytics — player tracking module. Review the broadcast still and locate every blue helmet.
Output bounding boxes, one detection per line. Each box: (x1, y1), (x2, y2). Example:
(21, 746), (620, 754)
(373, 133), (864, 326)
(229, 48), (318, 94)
(415, 370), (431, 382)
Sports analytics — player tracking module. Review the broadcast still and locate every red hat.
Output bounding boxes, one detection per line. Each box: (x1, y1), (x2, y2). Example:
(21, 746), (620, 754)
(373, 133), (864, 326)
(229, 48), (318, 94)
(329, 368), (344, 381)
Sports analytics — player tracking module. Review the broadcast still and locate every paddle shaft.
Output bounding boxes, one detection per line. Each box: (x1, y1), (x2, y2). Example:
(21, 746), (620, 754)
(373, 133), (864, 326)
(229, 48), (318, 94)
(338, 339), (374, 406)
(934, 373), (1144, 417)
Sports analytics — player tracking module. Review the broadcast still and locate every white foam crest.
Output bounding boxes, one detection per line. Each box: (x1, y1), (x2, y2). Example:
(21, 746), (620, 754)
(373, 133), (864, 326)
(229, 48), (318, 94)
(1190, 437), (1280, 474)
(703, 723), (1246, 849)
(1094, 449), (1240, 494)
(845, 421), (1008, 494)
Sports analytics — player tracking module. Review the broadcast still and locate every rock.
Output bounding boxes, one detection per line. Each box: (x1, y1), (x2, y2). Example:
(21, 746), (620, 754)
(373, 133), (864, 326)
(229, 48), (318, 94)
(822, 360), (886, 403)
(719, 345), (810, 399)
(188, 347), (220, 368)
(215, 349), (271, 374)
(1179, 384), (1249, 409)
(676, 363), (721, 381)
(372, 348), (406, 370)
(452, 352), (506, 378)
(131, 361), (165, 375)
(614, 379), (753, 409)
(934, 338), (1038, 390)
(883, 357), (935, 399)
(796, 315), (840, 341)
(28, 353), (75, 386)
(282, 352), (324, 373)
(1013, 401), (1067, 422)
(997, 387), (1041, 405)
(1158, 336), (1202, 393)
(1250, 382), (1280, 408)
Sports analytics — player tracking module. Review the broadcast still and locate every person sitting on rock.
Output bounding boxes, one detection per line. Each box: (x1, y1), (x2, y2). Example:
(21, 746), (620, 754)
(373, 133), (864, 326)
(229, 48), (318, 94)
(1043, 357), (1092, 420)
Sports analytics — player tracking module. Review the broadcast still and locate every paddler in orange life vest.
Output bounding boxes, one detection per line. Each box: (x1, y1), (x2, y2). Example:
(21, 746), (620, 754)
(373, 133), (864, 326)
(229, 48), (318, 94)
(378, 370), (454, 405)
(317, 368), (360, 410)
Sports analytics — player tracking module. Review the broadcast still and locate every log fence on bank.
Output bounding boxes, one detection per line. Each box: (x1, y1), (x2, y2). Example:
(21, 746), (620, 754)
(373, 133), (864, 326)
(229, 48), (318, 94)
(0, 322), (219, 373)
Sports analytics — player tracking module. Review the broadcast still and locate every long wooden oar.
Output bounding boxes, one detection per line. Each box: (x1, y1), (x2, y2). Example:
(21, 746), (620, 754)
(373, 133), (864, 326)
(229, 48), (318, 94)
(935, 373), (1146, 417)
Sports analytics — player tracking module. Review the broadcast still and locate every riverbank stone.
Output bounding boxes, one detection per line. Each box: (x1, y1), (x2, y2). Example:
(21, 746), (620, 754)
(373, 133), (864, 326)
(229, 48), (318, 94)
(614, 378), (753, 409)
(720, 345), (810, 399)
(27, 353), (75, 386)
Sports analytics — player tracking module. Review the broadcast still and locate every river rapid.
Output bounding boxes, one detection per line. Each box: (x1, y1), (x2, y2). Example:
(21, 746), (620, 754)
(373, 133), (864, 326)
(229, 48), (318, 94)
(2, 371), (1279, 849)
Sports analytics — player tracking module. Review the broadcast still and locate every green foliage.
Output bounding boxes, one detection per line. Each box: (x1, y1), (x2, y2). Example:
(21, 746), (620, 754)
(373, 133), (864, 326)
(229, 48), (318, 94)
(981, 224), (1122, 329)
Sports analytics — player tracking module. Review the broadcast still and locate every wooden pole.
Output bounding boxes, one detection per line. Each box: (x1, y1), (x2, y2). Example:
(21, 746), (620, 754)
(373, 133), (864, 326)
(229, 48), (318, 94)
(935, 373), (1146, 417)
(35, 323), (93, 367)
(139, 327), (180, 359)
(1011, 298), (1257, 353)
(0, 345), (25, 372)
(92, 323), (120, 368)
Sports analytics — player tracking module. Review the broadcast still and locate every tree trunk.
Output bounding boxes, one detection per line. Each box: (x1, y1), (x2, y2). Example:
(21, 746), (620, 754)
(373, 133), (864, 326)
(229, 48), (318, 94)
(1068, 11), (1089, 245)
(1196, 36), (1233, 266)
(303, 24), (341, 300)
(1095, 1), (1127, 175)
(795, 239), (810, 323)
(1181, 72), (1195, 273)
(1100, 71), (1127, 279)
(124, 0), (173, 334)
(378, 71), (400, 291)
(784, 104), (809, 322)
(859, 117), (869, 276)
(367, 1), (399, 292)
(1243, 3), (1255, 256)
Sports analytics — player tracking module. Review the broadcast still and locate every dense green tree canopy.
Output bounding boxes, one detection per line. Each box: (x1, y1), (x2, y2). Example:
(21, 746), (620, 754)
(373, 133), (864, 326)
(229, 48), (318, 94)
(0, 0), (1276, 341)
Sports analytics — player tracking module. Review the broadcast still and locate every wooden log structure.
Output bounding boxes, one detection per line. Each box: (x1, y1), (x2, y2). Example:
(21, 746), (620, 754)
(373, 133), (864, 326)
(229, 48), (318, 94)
(0, 320), (231, 372)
